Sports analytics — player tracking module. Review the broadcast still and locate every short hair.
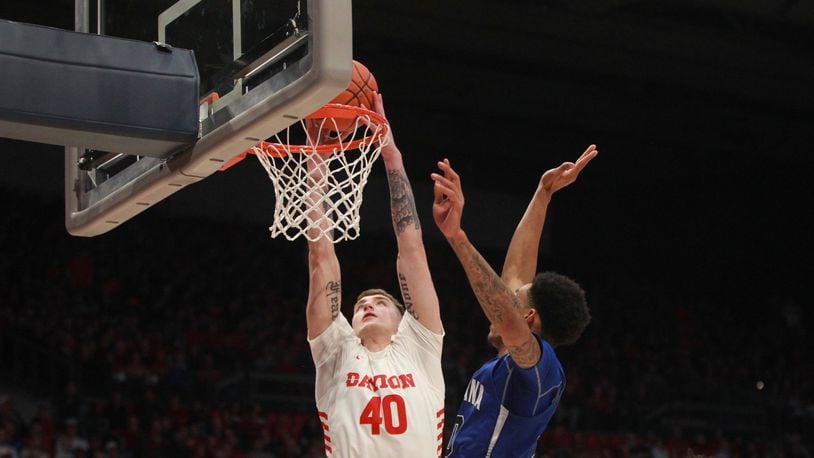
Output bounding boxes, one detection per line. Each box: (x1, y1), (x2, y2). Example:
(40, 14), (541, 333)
(528, 271), (590, 347)
(355, 289), (405, 315)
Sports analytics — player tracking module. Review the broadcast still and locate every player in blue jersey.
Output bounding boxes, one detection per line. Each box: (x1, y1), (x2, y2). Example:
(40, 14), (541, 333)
(431, 145), (597, 457)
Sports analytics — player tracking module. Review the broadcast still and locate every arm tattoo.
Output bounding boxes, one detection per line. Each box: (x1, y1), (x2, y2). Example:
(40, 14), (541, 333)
(386, 168), (420, 234)
(326, 280), (341, 320)
(507, 334), (541, 367)
(450, 238), (518, 325)
(397, 272), (418, 319)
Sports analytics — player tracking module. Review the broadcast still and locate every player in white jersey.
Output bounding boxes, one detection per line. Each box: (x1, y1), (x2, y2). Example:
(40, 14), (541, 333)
(305, 93), (445, 458)
(432, 147), (596, 457)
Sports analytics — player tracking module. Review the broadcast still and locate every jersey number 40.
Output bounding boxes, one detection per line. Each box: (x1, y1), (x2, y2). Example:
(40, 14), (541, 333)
(359, 394), (407, 435)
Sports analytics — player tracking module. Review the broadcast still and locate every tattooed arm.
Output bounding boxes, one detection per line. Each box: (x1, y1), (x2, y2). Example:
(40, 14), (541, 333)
(374, 93), (442, 334)
(305, 148), (343, 340)
(432, 160), (540, 368)
(306, 237), (342, 339)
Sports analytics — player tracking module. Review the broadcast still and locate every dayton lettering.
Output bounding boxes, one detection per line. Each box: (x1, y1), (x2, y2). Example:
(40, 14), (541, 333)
(345, 372), (416, 392)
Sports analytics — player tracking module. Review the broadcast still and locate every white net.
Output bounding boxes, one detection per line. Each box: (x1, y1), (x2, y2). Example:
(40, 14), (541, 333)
(253, 105), (389, 242)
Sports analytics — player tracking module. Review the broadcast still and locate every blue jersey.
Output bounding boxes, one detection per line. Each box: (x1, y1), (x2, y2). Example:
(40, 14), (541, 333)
(445, 334), (565, 457)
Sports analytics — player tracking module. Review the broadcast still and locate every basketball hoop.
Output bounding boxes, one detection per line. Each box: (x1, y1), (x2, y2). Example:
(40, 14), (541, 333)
(223, 103), (389, 242)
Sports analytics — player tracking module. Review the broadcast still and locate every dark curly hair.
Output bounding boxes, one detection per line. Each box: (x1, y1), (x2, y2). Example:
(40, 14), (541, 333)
(529, 271), (590, 347)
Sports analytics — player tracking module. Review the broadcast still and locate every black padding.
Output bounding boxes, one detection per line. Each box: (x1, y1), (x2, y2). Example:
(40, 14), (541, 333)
(0, 20), (200, 158)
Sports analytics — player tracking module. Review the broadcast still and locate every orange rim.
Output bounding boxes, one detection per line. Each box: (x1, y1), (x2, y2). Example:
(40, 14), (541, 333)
(276, 103), (388, 153)
(219, 104), (389, 170)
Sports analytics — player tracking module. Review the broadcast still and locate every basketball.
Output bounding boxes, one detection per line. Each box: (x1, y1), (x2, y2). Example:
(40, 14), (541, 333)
(326, 60), (379, 132)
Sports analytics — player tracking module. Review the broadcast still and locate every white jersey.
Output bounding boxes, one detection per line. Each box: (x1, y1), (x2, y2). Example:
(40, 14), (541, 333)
(308, 312), (445, 458)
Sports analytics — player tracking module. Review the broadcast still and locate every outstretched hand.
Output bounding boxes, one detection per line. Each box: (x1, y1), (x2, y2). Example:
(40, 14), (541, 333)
(431, 159), (464, 240)
(539, 144), (599, 198)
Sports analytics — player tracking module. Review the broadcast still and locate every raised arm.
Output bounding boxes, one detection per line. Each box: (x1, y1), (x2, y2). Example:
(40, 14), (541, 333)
(431, 160), (538, 367)
(305, 135), (342, 340)
(502, 145), (599, 291)
(374, 94), (443, 334)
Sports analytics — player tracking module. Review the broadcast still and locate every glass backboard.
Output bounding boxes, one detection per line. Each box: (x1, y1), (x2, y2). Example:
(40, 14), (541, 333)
(65, 0), (352, 236)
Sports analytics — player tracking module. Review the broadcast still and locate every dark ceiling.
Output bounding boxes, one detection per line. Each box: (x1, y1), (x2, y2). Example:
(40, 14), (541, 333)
(1, 0), (812, 293)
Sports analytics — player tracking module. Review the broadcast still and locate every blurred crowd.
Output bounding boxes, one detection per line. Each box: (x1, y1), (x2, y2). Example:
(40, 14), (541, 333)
(0, 189), (810, 457)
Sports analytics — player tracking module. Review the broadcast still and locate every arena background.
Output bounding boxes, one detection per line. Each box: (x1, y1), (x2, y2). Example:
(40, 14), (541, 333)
(1, 0), (812, 456)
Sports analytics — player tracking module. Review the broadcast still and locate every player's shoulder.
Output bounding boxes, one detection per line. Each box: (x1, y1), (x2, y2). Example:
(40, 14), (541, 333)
(396, 311), (444, 343)
(537, 334), (563, 367)
(529, 335), (566, 391)
(501, 333), (563, 375)
(308, 314), (357, 350)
